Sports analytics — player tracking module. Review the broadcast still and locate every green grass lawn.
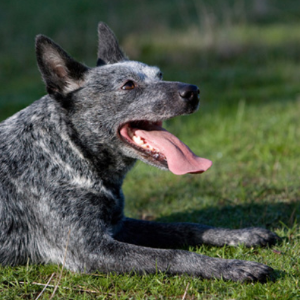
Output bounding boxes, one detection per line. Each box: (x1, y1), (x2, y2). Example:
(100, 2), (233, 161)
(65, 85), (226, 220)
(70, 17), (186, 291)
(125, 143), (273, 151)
(0, 1), (300, 299)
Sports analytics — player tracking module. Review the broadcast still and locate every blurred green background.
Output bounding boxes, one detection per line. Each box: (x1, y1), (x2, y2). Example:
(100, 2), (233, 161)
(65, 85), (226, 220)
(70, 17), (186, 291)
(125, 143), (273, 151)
(1, 0), (300, 119)
(1, 1), (300, 298)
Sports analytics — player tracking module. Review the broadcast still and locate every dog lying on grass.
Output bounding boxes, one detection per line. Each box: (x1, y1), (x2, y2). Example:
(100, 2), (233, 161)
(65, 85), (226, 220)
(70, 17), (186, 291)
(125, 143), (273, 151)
(0, 22), (279, 282)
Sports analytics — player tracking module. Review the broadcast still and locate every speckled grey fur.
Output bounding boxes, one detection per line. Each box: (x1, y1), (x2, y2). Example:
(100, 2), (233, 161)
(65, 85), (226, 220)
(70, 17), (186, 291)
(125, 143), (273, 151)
(0, 22), (279, 282)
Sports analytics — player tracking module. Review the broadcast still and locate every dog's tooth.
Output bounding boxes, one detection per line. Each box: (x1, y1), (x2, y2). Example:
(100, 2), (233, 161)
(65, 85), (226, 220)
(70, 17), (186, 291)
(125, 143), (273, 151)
(133, 135), (144, 145)
(131, 133), (160, 153)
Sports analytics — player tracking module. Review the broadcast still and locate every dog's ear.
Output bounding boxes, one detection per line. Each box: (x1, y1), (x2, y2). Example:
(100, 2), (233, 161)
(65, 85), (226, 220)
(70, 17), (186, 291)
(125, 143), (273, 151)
(35, 35), (89, 97)
(97, 22), (127, 66)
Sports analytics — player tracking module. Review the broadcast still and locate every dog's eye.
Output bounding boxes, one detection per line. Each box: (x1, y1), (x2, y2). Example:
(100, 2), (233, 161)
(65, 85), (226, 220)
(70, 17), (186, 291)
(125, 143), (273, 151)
(158, 72), (163, 80)
(122, 81), (135, 90)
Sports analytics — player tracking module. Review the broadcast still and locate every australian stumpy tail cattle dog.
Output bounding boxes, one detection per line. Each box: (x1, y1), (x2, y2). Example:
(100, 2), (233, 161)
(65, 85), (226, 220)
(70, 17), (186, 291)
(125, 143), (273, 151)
(0, 22), (279, 282)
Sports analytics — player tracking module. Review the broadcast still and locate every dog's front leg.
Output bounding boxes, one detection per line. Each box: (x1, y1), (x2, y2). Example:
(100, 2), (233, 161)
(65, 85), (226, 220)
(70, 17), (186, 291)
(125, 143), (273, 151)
(114, 218), (279, 248)
(85, 236), (273, 282)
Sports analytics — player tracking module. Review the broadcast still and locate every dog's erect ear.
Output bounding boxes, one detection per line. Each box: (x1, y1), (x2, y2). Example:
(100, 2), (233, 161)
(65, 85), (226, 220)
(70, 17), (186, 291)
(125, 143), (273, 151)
(97, 22), (127, 66)
(35, 35), (88, 96)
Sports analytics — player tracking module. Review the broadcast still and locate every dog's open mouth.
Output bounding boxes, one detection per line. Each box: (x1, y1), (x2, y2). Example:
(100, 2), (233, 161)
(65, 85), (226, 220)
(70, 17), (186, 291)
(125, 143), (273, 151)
(119, 121), (212, 175)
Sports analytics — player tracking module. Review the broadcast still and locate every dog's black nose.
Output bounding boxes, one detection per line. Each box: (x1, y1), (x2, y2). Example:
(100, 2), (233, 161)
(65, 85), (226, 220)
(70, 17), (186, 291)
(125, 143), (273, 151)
(179, 84), (200, 103)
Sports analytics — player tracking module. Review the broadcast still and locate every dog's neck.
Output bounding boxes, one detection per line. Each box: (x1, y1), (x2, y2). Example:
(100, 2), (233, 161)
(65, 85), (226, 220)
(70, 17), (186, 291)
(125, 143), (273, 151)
(41, 96), (136, 189)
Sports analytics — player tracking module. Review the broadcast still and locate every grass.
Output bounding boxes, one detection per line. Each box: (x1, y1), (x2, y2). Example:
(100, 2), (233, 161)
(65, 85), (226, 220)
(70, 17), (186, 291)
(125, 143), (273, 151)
(1, 0), (300, 299)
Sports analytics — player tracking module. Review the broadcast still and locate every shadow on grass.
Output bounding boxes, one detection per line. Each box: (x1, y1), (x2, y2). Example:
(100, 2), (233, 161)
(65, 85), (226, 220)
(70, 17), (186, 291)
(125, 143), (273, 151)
(156, 200), (299, 231)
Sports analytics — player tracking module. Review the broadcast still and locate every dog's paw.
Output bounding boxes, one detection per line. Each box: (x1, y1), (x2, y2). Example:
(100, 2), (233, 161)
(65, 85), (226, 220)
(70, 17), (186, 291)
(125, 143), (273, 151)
(233, 228), (280, 247)
(221, 259), (274, 283)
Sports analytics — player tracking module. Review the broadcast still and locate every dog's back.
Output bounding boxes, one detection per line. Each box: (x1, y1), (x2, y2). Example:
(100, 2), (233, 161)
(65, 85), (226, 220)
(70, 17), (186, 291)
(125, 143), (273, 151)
(0, 98), (86, 265)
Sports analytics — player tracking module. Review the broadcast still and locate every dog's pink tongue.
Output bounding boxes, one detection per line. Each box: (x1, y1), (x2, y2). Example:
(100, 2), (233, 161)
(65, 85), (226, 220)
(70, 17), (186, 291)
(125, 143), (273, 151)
(134, 127), (212, 175)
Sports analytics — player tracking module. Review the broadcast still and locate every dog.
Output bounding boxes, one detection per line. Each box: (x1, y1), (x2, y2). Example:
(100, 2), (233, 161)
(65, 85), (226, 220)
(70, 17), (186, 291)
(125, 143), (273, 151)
(0, 22), (279, 282)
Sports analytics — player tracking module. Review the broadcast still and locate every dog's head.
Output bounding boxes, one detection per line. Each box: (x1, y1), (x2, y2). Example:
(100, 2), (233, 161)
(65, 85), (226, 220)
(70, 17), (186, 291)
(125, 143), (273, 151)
(35, 22), (212, 175)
